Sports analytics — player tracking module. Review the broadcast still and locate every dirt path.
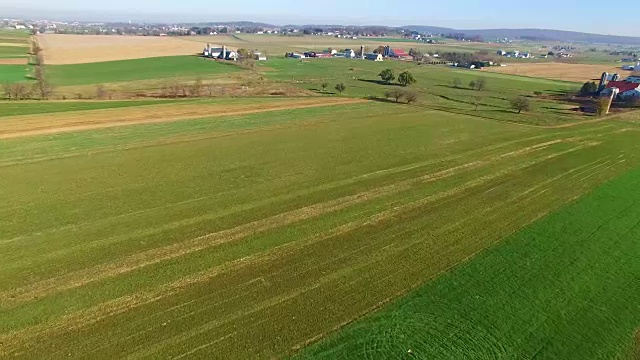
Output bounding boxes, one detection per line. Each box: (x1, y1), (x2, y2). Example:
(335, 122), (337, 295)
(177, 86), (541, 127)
(0, 98), (366, 139)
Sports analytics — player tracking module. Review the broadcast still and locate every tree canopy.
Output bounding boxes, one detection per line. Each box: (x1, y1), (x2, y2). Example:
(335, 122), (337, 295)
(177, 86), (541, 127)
(398, 71), (417, 87)
(378, 69), (396, 84)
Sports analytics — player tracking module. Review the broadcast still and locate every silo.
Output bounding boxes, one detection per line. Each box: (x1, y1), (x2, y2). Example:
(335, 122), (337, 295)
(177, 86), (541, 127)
(360, 45), (365, 59)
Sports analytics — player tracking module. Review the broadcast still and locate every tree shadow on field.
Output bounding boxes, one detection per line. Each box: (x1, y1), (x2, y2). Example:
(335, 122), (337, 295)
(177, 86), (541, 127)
(365, 96), (401, 104)
(545, 89), (576, 96)
(310, 88), (337, 95)
(358, 79), (404, 87)
(435, 84), (476, 91)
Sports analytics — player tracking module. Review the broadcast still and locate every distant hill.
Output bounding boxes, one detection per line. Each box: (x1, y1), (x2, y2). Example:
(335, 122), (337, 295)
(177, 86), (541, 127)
(192, 21), (277, 28)
(405, 26), (640, 45)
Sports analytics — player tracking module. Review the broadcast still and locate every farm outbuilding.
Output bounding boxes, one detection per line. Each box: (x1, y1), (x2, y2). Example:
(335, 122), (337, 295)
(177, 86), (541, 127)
(365, 53), (383, 61)
(254, 52), (267, 61)
(605, 81), (640, 99)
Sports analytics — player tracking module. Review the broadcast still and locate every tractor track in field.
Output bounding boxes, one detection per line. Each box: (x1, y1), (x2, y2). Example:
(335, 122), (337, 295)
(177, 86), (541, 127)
(0, 98), (366, 139)
(0, 140), (609, 357)
(0, 137), (579, 309)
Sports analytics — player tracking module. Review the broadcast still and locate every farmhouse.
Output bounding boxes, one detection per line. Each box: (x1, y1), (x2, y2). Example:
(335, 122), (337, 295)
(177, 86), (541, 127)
(605, 81), (640, 99)
(254, 52), (267, 61)
(365, 53), (383, 61)
(344, 49), (356, 58)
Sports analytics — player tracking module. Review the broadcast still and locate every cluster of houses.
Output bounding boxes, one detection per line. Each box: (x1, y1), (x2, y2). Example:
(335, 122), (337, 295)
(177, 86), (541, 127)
(496, 50), (534, 59)
(286, 45), (388, 61)
(496, 49), (572, 59)
(201, 44), (267, 61)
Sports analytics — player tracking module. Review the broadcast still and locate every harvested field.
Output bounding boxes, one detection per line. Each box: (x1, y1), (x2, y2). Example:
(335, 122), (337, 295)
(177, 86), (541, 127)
(38, 34), (207, 64)
(0, 97), (365, 139)
(0, 58), (27, 65)
(481, 62), (623, 82)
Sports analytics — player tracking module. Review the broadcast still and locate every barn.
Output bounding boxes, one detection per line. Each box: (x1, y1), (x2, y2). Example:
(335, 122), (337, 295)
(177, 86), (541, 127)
(605, 81), (640, 99)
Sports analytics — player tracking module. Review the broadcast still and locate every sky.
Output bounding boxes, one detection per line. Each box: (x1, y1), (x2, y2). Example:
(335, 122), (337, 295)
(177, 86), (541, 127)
(2, 0), (638, 37)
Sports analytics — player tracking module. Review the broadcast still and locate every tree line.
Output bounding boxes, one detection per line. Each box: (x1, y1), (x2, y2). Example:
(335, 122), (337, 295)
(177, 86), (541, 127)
(3, 39), (53, 100)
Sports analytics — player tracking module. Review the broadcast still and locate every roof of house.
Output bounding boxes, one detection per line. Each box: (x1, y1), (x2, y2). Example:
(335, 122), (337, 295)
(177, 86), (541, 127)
(606, 81), (640, 93)
(392, 48), (408, 56)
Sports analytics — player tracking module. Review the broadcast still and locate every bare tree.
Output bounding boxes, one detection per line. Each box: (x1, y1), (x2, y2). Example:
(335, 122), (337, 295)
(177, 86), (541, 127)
(189, 78), (203, 97)
(404, 91), (418, 104)
(163, 80), (182, 98)
(475, 78), (487, 91)
(335, 83), (346, 95)
(474, 95), (483, 111)
(96, 84), (108, 99)
(2, 82), (11, 99)
(13, 83), (31, 100)
(510, 96), (532, 114)
(389, 89), (404, 103)
(32, 66), (54, 100)
(321, 81), (329, 92)
(452, 78), (462, 88)
(206, 82), (216, 96)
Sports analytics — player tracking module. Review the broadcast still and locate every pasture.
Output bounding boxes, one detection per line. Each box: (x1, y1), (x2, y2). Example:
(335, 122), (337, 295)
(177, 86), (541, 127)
(1, 95), (640, 358)
(299, 162), (640, 359)
(0, 64), (30, 83)
(47, 56), (241, 86)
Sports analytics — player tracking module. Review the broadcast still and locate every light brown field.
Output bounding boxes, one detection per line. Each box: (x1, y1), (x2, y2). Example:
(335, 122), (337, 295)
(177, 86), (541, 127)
(481, 62), (624, 82)
(0, 97), (365, 139)
(38, 34), (207, 64)
(0, 58), (26, 65)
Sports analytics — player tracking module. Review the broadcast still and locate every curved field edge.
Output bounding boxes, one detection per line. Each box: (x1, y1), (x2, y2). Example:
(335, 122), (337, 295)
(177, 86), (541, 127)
(297, 164), (640, 360)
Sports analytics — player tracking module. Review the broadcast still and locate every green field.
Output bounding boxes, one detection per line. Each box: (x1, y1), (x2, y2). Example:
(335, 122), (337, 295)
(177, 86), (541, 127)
(261, 57), (581, 126)
(2, 92), (640, 358)
(0, 45), (28, 58)
(47, 55), (241, 86)
(0, 99), (189, 117)
(299, 163), (640, 359)
(0, 64), (30, 83)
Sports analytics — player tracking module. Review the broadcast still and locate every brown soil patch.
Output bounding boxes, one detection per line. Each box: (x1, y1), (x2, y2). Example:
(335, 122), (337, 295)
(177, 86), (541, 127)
(38, 34), (209, 64)
(482, 62), (624, 83)
(0, 58), (27, 65)
(0, 97), (366, 139)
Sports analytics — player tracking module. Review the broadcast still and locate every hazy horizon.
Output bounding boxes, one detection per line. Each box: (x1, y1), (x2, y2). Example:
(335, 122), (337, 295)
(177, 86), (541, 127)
(2, 0), (639, 37)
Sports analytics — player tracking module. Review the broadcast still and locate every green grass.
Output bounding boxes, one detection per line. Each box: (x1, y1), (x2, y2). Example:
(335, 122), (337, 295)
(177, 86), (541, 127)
(0, 99), (186, 117)
(0, 45), (28, 58)
(47, 55), (242, 86)
(1, 96), (640, 358)
(299, 163), (640, 359)
(261, 58), (581, 125)
(0, 64), (29, 83)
